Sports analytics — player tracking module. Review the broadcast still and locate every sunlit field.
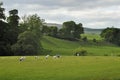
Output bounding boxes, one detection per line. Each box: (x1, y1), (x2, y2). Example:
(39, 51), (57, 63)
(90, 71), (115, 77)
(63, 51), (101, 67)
(0, 56), (120, 80)
(41, 36), (120, 56)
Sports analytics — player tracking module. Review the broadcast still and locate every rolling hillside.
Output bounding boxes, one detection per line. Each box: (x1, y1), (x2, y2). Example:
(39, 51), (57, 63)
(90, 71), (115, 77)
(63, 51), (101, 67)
(41, 36), (120, 56)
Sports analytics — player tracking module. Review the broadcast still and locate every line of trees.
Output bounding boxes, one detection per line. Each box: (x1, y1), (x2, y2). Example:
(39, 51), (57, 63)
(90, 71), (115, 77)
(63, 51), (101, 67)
(0, 2), (43, 56)
(42, 21), (84, 41)
(1, 2), (119, 56)
(0, 2), (84, 56)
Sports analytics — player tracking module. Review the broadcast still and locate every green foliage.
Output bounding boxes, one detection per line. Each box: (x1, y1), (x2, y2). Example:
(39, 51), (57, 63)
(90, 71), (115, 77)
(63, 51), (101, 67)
(13, 14), (45, 55)
(20, 14), (44, 38)
(7, 9), (20, 26)
(59, 21), (84, 40)
(0, 3), (14, 56)
(73, 48), (87, 56)
(82, 36), (87, 42)
(6, 9), (20, 45)
(101, 27), (120, 46)
(41, 25), (50, 35)
(48, 26), (58, 37)
(93, 38), (97, 42)
(0, 2), (5, 20)
(12, 31), (42, 55)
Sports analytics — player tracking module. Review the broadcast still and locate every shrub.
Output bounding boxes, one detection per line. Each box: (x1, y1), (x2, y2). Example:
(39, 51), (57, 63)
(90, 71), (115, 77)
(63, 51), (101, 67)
(93, 38), (97, 42)
(82, 36), (87, 42)
(73, 48), (87, 56)
(117, 54), (120, 57)
(104, 54), (109, 56)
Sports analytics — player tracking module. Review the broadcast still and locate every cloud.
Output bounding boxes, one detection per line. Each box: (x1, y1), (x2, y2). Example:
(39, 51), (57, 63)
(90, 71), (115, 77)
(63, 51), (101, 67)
(1, 0), (120, 28)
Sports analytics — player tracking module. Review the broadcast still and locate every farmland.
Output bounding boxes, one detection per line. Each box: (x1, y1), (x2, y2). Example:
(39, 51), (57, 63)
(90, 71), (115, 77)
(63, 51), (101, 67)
(41, 35), (120, 56)
(0, 56), (120, 80)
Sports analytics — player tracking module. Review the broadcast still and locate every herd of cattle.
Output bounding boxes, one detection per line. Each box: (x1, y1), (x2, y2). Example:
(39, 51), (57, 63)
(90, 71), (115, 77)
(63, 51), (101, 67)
(19, 55), (61, 61)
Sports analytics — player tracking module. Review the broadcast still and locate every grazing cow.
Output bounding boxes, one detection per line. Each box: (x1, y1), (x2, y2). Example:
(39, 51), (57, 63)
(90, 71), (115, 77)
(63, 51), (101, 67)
(53, 55), (61, 59)
(53, 56), (57, 59)
(45, 55), (49, 59)
(77, 53), (80, 56)
(19, 57), (24, 61)
(35, 56), (39, 59)
(56, 54), (61, 58)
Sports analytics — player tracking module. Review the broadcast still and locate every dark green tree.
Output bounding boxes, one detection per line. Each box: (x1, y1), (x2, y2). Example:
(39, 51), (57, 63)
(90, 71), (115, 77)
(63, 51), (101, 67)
(7, 9), (20, 44)
(59, 21), (84, 40)
(12, 31), (42, 55)
(41, 25), (50, 35)
(0, 2), (13, 55)
(73, 23), (84, 39)
(14, 14), (44, 55)
(101, 27), (120, 46)
(20, 14), (44, 38)
(0, 2), (5, 20)
(48, 26), (58, 37)
(62, 21), (76, 39)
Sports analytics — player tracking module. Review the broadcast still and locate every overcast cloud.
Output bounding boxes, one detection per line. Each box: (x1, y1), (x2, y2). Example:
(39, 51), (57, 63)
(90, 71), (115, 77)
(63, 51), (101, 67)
(2, 0), (120, 28)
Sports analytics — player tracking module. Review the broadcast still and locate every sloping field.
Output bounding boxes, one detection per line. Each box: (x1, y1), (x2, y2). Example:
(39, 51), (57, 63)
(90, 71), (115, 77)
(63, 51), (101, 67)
(41, 36), (120, 56)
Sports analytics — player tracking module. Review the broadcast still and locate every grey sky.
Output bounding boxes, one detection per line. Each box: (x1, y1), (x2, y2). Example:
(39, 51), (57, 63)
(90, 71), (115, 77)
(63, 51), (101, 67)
(2, 0), (120, 28)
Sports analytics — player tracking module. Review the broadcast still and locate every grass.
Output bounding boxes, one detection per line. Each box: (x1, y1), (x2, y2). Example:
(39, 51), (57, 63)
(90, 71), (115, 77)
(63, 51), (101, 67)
(41, 36), (120, 56)
(81, 33), (103, 41)
(0, 56), (120, 80)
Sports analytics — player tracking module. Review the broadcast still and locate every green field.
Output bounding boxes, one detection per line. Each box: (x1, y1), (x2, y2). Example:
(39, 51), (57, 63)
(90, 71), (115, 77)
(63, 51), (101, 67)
(1, 34), (120, 80)
(81, 33), (103, 40)
(41, 36), (120, 56)
(0, 56), (120, 80)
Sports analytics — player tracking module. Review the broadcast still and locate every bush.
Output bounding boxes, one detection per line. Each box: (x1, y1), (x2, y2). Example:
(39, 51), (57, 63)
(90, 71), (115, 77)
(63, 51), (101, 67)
(117, 54), (120, 57)
(73, 48), (87, 56)
(93, 38), (97, 42)
(104, 54), (109, 56)
(82, 36), (87, 42)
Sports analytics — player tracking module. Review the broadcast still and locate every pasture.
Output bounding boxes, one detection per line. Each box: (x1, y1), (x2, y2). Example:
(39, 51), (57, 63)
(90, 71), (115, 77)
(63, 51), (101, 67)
(41, 36), (120, 56)
(0, 56), (120, 80)
(81, 33), (103, 41)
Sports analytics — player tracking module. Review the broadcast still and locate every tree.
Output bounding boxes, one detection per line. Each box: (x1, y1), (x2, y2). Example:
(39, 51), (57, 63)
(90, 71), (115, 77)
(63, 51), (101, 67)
(59, 21), (84, 40)
(48, 26), (58, 37)
(0, 2), (5, 20)
(20, 14), (44, 38)
(7, 9), (20, 44)
(82, 36), (87, 42)
(7, 9), (19, 26)
(0, 2), (12, 56)
(101, 27), (120, 46)
(12, 31), (42, 55)
(62, 21), (76, 39)
(41, 25), (50, 35)
(73, 23), (84, 39)
(14, 14), (44, 55)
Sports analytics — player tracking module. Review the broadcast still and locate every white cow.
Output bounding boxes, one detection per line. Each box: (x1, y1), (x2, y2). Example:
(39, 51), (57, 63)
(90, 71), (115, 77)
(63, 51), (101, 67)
(35, 56), (39, 59)
(53, 56), (57, 59)
(45, 55), (50, 59)
(19, 56), (25, 61)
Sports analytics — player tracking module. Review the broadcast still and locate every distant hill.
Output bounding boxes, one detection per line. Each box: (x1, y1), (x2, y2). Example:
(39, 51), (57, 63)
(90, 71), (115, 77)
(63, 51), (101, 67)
(44, 23), (104, 34)
(84, 28), (104, 34)
(43, 23), (62, 29)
